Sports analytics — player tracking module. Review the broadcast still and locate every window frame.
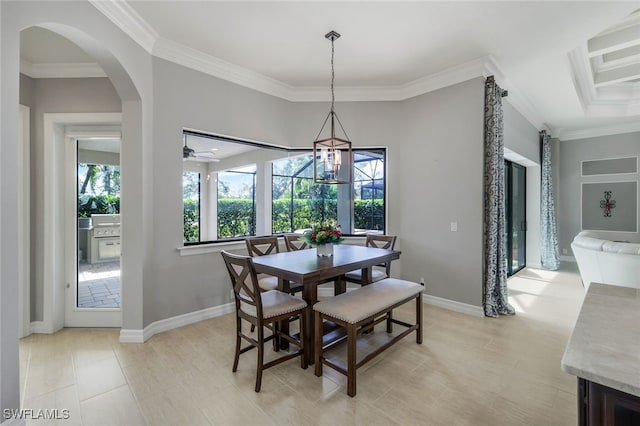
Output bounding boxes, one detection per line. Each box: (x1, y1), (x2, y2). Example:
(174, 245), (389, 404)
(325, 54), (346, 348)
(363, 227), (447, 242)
(182, 130), (387, 246)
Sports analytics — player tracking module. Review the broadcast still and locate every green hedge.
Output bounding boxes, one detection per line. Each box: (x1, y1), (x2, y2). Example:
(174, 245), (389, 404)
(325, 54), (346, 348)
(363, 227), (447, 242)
(184, 197), (385, 241)
(272, 199), (338, 233)
(217, 199), (255, 238)
(183, 198), (200, 242)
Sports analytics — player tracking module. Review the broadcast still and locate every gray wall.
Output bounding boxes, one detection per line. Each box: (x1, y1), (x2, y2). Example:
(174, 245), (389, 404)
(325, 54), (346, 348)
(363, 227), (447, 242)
(398, 78), (485, 306)
(21, 74), (121, 321)
(503, 101), (540, 162)
(503, 99), (543, 269)
(558, 132), (640, 253)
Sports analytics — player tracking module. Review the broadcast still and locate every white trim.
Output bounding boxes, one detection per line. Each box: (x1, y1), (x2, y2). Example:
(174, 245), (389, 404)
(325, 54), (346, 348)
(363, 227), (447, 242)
(559, 122), (640, 141)
(19, 105), (30, 338)
(560, 255), (577, 263)
(29, 321), (49, 334)
(581, 156), (638, 177)
(88, 0), (158, 54)
(119, 303), (235, 343)
(20, 59), (106, 79)
(177, 240), (246, 256)
(581, 180), (639, 233)
(43, 113), (122, 333)
(422, 294), (484, 317)
(526, 262), (543, 270)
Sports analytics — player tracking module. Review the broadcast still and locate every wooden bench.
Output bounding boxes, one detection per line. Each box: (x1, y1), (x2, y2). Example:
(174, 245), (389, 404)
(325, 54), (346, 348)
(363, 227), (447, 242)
(313, 278), (423, 397)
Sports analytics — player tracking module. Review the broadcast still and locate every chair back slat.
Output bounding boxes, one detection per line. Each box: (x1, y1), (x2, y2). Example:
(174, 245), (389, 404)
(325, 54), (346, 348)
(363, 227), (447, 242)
(284, 234), (309, 251)
(366, 234), (397, 250)
(221, 251), (263, 316)
(365, 235), (397, 274)
(246, 236), (280, 257)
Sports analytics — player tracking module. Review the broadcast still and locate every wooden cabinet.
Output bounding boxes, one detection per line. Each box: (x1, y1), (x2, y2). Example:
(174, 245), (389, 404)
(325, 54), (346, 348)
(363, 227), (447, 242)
(579, 378), (640, 425)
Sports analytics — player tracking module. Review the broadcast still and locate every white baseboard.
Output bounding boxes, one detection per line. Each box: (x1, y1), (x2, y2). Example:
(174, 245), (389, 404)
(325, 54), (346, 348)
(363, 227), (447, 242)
(29, 321), (49, 334)
(422, 294), (484, 317)
(1, 416), (26, 426)
(119, 302), (235, 343)
(560, 255), (576, 263)
(525, 262), (542, 270)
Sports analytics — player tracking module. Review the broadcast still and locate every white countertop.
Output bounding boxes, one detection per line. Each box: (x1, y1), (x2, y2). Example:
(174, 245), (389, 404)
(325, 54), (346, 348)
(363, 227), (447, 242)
(561, 283), (640, 397)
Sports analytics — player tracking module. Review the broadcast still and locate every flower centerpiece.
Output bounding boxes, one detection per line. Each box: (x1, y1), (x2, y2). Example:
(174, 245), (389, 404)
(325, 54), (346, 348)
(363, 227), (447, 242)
(301, 223), (344, 256)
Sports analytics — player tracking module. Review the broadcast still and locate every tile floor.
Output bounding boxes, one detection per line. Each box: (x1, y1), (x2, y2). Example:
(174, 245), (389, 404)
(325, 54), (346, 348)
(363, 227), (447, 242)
(19, 263), (584, 425)
(77, 262), (121, 308)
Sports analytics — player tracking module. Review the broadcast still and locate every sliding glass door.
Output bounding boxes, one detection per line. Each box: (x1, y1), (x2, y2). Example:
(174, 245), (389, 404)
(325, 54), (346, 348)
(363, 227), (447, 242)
(505, 160), (526, 276)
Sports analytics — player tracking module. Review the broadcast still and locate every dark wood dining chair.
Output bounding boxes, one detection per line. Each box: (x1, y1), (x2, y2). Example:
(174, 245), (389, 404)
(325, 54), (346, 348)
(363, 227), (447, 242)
(345, 235), (397, 285)
(221, 251), (307, 392)
(246, 236), (304, 292)
(245, 236), (282, 292)
(283, 234), (309, 252)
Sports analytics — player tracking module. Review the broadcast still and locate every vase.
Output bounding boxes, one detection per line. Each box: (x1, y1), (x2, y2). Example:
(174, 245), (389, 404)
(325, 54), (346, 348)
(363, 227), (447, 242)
(316, 243), (334, 257)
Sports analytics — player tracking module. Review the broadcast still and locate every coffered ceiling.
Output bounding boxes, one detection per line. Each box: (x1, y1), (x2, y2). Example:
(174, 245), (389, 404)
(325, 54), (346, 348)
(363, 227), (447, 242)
(19, 1), (640, 140)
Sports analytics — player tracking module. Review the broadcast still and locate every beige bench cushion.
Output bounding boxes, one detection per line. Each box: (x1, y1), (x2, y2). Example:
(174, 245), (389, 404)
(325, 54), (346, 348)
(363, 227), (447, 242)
(313, 278), (423, 324)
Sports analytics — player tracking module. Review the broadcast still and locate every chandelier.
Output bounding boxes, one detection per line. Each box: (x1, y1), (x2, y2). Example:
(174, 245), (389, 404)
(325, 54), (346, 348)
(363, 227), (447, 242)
(313, 30), (353, 184)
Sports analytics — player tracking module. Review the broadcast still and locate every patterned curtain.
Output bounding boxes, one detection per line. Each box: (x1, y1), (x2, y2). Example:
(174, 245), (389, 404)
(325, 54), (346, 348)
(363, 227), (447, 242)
(483, 76), (515, 318)
(540, 131), (560, 270)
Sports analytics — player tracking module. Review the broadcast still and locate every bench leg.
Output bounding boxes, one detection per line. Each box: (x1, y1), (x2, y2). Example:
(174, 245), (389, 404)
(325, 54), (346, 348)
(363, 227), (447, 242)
(314, 310), (323, 377)
(416, 293), (423, 344)
(347, 323), (357, 397)
(386, 311), (393, 333)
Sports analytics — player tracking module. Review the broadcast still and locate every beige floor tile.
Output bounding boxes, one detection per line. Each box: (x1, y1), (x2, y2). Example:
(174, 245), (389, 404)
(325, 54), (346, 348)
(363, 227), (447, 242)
(75, 356), (127, 401)
(79, 385), (145, 426)
(19, 264), (585, 425)
(23, 385), (82, 426)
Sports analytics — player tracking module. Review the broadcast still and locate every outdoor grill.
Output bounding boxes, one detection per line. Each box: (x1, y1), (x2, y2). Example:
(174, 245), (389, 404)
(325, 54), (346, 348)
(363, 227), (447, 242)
(89, 214), (121, 264)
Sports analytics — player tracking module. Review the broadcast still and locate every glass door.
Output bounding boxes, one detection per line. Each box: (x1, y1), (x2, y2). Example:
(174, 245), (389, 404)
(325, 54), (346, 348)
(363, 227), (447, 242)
(65, 136), (122, 327)
(505, 160), (526, 276)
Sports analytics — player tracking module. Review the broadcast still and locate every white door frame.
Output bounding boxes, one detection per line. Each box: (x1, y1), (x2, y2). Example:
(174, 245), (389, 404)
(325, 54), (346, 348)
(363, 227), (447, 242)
(42, 113), (122, 332)
(65, 131), (122, 327)
(19, 105), (30, 338)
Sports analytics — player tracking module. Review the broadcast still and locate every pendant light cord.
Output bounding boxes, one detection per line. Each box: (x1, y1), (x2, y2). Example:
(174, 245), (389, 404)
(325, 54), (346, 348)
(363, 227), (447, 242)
(330, 37), (335, 113)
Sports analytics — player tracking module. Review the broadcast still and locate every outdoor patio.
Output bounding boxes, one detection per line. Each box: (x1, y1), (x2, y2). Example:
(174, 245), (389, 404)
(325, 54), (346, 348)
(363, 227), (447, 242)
(77, 261), (121, 308)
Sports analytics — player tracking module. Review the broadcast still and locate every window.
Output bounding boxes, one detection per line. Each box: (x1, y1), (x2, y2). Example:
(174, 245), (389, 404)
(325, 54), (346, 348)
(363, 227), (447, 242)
(217, 166), (256, 239)
(272, 154), (337, 233)
(183, 171), (200, 242)
(182, 131), (386, 244)
(354, 151), (385, 232)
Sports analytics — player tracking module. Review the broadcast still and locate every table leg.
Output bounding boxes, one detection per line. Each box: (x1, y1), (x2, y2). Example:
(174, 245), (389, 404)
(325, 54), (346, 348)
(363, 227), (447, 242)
(334, 275), (346, 295)
(361, 267), (373, 285)
(303, 282), (318, 365)
(279, 278), (291, 350)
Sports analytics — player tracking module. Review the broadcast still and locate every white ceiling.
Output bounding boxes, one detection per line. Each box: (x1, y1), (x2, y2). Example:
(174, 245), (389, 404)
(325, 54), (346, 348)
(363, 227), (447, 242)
(19, 1), (640, 140)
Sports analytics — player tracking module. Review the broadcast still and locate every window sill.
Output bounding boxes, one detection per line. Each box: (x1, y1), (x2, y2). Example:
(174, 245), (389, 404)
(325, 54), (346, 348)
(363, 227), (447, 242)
(177, 240), (246, 256)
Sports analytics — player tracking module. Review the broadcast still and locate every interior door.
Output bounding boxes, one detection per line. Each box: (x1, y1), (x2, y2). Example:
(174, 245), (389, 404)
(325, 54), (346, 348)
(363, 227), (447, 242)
(505, 160), (526, 276)
(65, 134), (122, 327)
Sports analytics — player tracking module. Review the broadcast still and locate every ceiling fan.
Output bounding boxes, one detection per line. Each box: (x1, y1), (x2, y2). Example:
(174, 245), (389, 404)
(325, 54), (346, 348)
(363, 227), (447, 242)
(182, 136), (220, 162)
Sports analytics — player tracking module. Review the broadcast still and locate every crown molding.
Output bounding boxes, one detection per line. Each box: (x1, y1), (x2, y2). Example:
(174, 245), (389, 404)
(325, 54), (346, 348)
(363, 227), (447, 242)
(88, 0), (158, 54)
(153, 37), (298, 100)
(89, 1), (548, 131)
(558, 120), (640, 141)
(569, 45), (640, 118)
(20, 59), (106, 78)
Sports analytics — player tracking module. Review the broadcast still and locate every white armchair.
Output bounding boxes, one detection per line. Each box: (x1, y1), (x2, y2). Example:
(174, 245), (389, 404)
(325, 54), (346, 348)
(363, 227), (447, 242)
(571, 231), (640, 291)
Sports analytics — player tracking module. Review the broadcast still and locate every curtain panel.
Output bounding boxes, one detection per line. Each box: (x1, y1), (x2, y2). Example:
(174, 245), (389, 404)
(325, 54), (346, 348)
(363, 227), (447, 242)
(540, 131), (560, 270)
(483, 76), (515, 318)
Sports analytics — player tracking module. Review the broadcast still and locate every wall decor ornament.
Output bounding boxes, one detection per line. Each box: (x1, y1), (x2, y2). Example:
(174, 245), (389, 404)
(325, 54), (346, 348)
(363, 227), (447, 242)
(600, 191), (616, 217)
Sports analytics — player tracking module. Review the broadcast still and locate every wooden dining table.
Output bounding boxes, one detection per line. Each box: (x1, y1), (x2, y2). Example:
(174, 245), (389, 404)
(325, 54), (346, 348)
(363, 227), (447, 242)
(251, 244), (401, 364)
